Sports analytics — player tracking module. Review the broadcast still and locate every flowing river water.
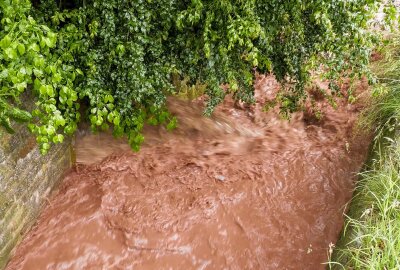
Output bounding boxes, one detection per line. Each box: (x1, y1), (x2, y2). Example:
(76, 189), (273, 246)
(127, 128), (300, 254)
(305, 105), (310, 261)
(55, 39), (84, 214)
(6, 76), (370, 270)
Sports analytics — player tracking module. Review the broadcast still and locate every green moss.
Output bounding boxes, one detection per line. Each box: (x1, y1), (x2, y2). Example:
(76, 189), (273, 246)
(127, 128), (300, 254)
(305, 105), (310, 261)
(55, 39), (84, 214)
(0, 203), (29, 270)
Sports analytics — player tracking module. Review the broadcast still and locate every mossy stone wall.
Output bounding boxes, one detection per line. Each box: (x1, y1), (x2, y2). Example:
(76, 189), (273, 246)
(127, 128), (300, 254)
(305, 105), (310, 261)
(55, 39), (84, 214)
(0, 121), (73, 269)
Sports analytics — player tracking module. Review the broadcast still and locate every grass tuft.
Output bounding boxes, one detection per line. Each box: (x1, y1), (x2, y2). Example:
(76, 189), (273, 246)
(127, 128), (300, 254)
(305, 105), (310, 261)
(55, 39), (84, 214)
(330, 141), (400, 269)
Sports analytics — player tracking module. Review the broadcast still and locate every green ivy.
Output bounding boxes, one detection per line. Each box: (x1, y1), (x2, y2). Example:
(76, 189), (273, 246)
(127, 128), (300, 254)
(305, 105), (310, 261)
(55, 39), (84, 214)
(0, 0), (395, 153)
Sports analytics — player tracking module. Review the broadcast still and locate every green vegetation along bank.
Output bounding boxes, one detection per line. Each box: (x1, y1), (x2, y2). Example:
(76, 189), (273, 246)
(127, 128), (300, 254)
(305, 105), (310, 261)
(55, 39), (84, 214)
(330, 35), (400, 270)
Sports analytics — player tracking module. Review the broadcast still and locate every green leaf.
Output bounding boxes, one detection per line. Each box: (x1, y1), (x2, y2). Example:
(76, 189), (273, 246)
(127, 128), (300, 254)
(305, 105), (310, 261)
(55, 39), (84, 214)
(55, 116), (66, 127)
(42, 142), (50, 150)
(8, 107), (32, 122)
(39, 85), (47, 96)
(0, 35), (11, 49)
(0, 117), (15, 134)
(17, 43), (25, 55)
(34, 57), (45, 68)
(113, 115), (120, 126)
(29, 43), (40, 52)
(47, 32), (57, 47)
(104, 94), (114, 103)
(95, 115), (103, 126)
(46, 85), (55, 97)
(15, 82), (27, 92)
(167, 117), (177, 131)
(107, 112), (114, 123)
(52, 73), (62, 83)
(43, 37), (56, 48)
(34, 78), (41, 90)
(5, 48), (17, 59)
(52, 134), (64, 143)
(46, 126), (56, 136)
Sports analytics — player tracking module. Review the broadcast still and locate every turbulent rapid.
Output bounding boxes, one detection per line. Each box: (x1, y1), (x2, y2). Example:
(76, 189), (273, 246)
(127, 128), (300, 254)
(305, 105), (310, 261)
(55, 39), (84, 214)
(6, 76), (370, 270)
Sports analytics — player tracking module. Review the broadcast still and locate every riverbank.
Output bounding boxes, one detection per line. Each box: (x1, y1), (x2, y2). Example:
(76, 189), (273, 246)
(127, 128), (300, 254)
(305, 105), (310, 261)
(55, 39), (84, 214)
(330, 35), (400, 269)
(331, 138), (400, 269)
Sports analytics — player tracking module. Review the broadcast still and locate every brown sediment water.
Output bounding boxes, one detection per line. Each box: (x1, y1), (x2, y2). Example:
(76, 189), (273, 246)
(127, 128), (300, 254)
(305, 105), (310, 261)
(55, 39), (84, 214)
(6, 76), (370, 270)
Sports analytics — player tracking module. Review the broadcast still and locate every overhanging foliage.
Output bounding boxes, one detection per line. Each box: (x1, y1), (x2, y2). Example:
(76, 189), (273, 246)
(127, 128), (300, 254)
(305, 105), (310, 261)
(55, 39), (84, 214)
(0, 0), (393, 153)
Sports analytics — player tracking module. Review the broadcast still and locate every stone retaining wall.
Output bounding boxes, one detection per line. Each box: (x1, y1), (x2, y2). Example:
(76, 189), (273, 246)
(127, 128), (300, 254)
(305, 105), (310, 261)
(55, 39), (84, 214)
(0, 122), (73, 269)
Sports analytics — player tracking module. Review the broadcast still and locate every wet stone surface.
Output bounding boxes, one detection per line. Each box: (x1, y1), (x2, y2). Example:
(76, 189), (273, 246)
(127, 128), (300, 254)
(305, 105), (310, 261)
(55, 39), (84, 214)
(0, 113), (73, 269)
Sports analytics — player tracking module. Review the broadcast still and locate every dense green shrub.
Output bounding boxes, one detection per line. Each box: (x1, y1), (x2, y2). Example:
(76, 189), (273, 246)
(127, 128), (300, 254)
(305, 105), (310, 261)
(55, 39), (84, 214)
(0, 0), (79, 153)
(0, 0), (394, 153)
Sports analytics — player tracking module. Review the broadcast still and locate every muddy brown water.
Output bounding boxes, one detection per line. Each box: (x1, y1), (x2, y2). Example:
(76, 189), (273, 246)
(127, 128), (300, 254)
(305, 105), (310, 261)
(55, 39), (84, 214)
(6, 76), (370, 270)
